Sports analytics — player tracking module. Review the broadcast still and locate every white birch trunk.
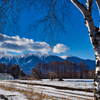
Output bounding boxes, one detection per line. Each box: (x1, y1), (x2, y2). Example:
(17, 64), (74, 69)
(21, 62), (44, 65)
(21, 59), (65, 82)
(70, 0), (100, 99)
(94, 33), (100, 99)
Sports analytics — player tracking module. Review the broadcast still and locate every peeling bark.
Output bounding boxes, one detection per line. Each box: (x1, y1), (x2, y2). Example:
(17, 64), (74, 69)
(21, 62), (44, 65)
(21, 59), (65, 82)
(70, 0), (100, 99)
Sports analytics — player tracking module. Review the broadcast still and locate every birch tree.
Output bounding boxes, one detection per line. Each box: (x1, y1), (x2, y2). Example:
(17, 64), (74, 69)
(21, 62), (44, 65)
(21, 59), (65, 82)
(70, 0), (100, 99)
(26, 0), (99, 99)
(0, 0), (99, 99)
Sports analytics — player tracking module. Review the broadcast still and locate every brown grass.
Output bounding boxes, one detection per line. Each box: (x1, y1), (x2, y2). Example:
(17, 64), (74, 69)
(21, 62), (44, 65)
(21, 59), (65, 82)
(0, 82), (55, 100)
(0, 81), (93, 100)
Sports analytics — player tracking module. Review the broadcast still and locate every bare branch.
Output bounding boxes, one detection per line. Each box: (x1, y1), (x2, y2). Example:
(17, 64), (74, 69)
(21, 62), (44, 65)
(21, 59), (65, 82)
(70, 0), (87, 15)
(49, 0), (57, 25)
(86, 0), (94, 14)
(0, 0), (24, 35)
(27, 0), (71, 44)
(71, 0), (96, 36)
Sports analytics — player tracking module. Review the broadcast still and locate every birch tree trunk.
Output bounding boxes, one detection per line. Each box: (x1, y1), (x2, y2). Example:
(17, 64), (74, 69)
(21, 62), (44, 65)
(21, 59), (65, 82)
(70, 0), (100, 99)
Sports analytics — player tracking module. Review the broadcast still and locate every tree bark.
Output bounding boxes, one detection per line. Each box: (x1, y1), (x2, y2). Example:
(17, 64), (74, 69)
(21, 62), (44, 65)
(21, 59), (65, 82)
(94, 31), (100, 99)
(70, 0), (100, 99)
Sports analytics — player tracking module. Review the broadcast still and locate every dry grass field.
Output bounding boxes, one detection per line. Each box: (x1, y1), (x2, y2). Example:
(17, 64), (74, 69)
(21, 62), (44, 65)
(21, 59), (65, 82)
(0, 79), (94, 100)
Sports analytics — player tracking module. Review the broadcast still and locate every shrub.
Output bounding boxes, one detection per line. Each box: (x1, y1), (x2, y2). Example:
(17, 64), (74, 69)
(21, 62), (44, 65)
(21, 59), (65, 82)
(49, 71), (57, 81)
(58, 77), (64, 81)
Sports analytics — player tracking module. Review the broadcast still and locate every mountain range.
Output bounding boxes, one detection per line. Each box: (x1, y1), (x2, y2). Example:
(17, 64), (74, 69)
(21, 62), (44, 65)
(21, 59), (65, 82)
(0, 52), (95, 74)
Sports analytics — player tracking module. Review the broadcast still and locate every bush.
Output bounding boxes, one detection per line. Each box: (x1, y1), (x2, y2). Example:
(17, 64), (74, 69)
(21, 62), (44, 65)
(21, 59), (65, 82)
(32, 68), (41, 79)
(58, 77), (64, 81)
(49, 71), (57, 81)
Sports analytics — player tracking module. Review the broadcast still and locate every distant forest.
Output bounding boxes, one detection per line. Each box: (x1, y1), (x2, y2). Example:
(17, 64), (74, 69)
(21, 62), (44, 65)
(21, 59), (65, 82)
(32, 60), (95, 79)
(0, 63), (25, 79)
(0, 61), (94, 79)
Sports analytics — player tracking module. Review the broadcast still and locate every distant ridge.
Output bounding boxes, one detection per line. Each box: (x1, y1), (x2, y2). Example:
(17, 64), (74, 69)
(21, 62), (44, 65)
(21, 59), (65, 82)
(66, 56), (95, 70)
(0, 51), (95, 74)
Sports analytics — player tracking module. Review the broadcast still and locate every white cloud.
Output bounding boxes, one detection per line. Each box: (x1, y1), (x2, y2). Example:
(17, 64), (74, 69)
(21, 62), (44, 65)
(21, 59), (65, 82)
(0, 33), (51, 53)
(53, 43), (69, 54)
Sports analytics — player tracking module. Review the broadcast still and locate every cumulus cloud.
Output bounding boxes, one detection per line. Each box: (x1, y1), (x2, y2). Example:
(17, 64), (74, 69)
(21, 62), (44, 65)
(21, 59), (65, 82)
(53, 43), (69, 54)
(0, 33), (51, 53)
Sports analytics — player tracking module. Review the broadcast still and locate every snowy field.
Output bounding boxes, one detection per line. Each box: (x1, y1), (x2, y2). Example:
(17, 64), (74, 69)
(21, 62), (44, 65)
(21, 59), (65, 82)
(0, 88), (28, 100)
(0, 79), (94, 100)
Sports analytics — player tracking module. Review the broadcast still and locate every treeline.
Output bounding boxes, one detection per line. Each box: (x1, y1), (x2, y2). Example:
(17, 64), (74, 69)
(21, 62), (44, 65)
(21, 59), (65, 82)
(32, 60), (94, 79)
(0, 62), (25, 79)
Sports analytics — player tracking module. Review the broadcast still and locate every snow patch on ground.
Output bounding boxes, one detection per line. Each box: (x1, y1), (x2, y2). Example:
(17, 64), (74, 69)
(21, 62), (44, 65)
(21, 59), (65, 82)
(0, 79), (94, 100)
(0, 88), (28, 100)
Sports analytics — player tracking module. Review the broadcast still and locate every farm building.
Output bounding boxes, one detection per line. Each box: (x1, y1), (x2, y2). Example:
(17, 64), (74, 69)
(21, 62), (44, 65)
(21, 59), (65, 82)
(0, 73), (14, 80)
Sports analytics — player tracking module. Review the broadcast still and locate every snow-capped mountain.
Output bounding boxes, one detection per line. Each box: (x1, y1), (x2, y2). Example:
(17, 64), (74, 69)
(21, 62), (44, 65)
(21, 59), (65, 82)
(0, 52), (63, 74)
(0, 51), (95, 74)
(0, 51), (11, 59)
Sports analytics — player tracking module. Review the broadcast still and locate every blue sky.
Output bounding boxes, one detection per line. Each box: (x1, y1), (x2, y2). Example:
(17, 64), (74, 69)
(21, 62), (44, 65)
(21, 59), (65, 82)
(2, 1), (99, 60)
